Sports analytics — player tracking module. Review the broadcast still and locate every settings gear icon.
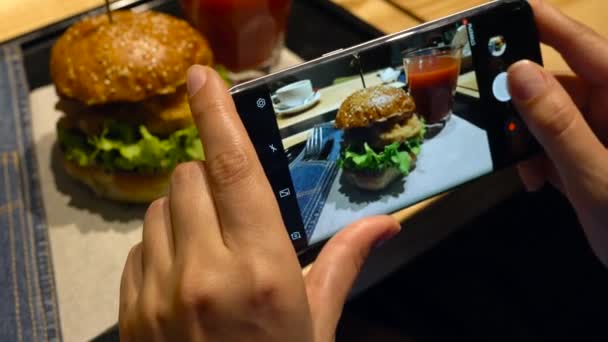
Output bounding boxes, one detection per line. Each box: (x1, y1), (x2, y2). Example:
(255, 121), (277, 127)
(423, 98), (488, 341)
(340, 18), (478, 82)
(256, 98), (267, 109)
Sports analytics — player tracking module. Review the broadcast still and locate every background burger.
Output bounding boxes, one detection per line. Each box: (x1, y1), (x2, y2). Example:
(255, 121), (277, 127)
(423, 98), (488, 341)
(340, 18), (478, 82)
(50, 10), (213, 203)
(335, 85), (425, 191)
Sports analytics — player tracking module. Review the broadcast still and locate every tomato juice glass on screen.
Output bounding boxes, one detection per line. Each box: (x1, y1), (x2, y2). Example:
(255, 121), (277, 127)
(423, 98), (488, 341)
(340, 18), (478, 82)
(403, 46), (462, 135)
(180, 0), (292, 81)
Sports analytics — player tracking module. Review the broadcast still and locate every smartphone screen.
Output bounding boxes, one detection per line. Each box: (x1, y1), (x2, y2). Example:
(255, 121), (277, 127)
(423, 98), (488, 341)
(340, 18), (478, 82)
(230, 0), (542, 254)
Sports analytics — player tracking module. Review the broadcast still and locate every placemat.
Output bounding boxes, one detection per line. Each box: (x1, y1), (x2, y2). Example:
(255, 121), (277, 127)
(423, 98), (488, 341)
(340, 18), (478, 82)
(0, 44), (61, 341)
(27, 48), (303, 342)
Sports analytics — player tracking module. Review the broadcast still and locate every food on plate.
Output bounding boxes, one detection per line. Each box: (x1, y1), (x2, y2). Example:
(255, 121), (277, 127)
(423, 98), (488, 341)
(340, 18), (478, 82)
(50, 10), (213, 203)
(336, 85), (425, 191)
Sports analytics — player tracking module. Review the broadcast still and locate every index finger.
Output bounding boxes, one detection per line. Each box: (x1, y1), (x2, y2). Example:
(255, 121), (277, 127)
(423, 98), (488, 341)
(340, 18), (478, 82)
(529, 0), (608, 85)
(186, 65), (290, 249)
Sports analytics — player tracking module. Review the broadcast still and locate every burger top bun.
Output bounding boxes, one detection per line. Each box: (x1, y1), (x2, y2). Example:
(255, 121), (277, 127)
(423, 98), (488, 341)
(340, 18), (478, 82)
(50, 11), (213, 105)
(335, 85), (416, 129)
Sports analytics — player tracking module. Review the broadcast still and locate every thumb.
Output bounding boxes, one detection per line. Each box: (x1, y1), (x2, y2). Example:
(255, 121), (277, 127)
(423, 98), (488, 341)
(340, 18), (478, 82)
(303, 216), (401, 341)
(508, 60), (607, 191)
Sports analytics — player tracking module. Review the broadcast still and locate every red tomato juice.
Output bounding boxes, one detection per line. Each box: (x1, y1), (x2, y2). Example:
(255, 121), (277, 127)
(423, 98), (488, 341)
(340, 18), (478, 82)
(407, 55), (461, 124)
(181, 0), (292, 72)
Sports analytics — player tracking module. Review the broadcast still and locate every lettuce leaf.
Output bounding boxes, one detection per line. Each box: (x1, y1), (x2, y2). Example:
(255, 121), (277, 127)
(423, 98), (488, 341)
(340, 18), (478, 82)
(339, 127), (425, 176)
(57, 120), (204, 173)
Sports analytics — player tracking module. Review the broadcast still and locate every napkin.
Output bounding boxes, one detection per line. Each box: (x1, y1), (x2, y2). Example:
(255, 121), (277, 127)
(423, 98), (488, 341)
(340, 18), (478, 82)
(289, 124), (342, 239)
(0, 44), (62, 342)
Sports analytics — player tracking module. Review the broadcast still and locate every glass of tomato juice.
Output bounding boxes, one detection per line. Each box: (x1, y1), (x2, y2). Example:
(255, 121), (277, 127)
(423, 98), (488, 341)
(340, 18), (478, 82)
(403, 45), (463, 136)
(180, 0), (292, 81)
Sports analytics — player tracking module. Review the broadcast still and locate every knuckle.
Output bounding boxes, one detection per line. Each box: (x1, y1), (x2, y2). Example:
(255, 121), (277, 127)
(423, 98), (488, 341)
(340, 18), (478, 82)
(332, 235), (366, 272)
(534, 90), (578, 139)
(143, 197), (166, 223)
(119, 268), (131, 294)
(571, 17), (598, 42)
(330, 233), (353, 254)
(205, 148), (254, 188)
(248, 278), (281, 311)
(176, 277), (218, 313)
(171, 161), (202, 187)
(124, 244), (143, 278)
(118, 314), (137, 342)
(139, 297), (172, 328)
(128, 243), (142, 260)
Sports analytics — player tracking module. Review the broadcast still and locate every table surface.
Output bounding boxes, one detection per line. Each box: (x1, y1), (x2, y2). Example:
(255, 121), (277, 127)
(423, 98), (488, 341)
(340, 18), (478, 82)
(2, 0), (608, 341)
(1, 0), (607, 69)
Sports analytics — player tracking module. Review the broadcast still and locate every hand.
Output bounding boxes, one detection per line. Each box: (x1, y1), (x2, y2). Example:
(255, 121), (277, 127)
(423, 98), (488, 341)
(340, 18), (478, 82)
(508, 0), (608, 266)
(118, 65), (401, 341)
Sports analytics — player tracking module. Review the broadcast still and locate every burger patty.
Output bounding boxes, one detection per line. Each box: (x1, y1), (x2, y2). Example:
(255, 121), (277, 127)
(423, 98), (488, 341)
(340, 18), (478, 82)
(57, 86), (192, 137)
(378, 114), (423, 145)
(343, 113), (424, 150)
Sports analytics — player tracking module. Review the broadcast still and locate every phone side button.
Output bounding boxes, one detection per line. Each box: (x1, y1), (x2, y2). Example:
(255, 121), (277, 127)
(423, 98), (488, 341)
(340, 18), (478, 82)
(322, 48), (344, 57)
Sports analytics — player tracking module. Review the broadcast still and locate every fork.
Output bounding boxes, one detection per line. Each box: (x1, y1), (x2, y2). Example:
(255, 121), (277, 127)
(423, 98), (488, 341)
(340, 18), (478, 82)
(303, 126), (324, 161)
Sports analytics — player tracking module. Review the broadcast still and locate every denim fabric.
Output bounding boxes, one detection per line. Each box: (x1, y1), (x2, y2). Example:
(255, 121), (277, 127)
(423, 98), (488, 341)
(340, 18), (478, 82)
(0, 44), (62, 341)
(289, 125), (342, 239)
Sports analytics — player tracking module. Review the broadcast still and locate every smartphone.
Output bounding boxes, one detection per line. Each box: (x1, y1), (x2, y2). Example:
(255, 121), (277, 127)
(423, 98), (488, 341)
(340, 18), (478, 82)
(229, 0), (542, 256)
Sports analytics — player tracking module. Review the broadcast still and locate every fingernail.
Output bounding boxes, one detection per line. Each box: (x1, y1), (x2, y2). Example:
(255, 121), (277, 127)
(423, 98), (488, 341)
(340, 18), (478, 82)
(187, 65), (207, 97)
(508, 61), (549, 102)
(373, 226), (401, 249)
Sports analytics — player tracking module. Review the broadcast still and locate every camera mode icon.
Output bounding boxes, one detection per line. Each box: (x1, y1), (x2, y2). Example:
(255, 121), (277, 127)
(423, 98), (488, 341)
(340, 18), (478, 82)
(256, 98), (267, 109)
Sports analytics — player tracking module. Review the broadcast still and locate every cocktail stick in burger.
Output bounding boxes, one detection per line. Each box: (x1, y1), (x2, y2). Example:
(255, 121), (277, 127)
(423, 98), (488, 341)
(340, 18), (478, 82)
(336, 85), (425, 191)
(50, 10), (213, 203)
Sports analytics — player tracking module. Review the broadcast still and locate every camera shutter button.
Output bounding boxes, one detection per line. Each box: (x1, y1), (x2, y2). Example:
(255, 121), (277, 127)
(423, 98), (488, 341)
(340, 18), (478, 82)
(492, 72), (511, 102)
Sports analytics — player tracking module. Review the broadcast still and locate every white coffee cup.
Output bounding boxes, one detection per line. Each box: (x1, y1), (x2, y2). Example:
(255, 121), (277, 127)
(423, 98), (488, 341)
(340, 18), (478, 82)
(273, 80), (314, 108)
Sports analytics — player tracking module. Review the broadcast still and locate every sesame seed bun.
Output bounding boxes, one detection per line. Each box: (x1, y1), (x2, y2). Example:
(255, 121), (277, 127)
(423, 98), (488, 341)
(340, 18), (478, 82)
(63, 159), (170, 203)
(335, 85), (416, 130)
(50, 10), (213, 105)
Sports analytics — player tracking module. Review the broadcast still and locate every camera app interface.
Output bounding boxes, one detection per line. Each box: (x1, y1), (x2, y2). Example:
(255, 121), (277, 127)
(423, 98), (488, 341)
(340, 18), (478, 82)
(232, 11), (537, 250)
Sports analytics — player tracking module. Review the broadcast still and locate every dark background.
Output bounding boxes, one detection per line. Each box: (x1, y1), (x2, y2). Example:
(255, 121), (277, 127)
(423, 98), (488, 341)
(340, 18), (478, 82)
(340, 186), (608, 341)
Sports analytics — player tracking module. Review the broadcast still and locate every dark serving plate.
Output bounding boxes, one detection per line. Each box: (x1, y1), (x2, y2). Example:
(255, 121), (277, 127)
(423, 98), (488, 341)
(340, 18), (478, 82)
(4, 2), (385, 340)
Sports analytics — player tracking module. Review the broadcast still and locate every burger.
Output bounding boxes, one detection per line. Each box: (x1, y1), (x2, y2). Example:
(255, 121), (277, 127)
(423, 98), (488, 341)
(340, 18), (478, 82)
(336, 85), (425, 191)
(50, 11), (213, 203)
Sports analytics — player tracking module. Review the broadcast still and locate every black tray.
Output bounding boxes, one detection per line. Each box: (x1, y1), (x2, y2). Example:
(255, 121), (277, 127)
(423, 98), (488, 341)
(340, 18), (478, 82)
(12, 0), (386, 263)
(5, 1), (383, 340)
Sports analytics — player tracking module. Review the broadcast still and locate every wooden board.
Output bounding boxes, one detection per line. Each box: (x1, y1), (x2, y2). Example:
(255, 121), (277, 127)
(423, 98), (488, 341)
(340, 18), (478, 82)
(330, 0), (421, 33)
(391, 0), (489, 21)
(539, 0), (608, 72)
(0, 0), (112, 43)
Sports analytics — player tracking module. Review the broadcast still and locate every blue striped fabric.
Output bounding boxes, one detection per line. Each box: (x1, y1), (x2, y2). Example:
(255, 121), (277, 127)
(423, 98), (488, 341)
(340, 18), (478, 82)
(0, 44), (62, 341)
(289, 124), (342, 239)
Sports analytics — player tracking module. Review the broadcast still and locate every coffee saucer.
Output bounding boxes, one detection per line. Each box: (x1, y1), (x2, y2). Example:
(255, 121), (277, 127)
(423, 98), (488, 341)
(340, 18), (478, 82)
(274, 91), (321, 115)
